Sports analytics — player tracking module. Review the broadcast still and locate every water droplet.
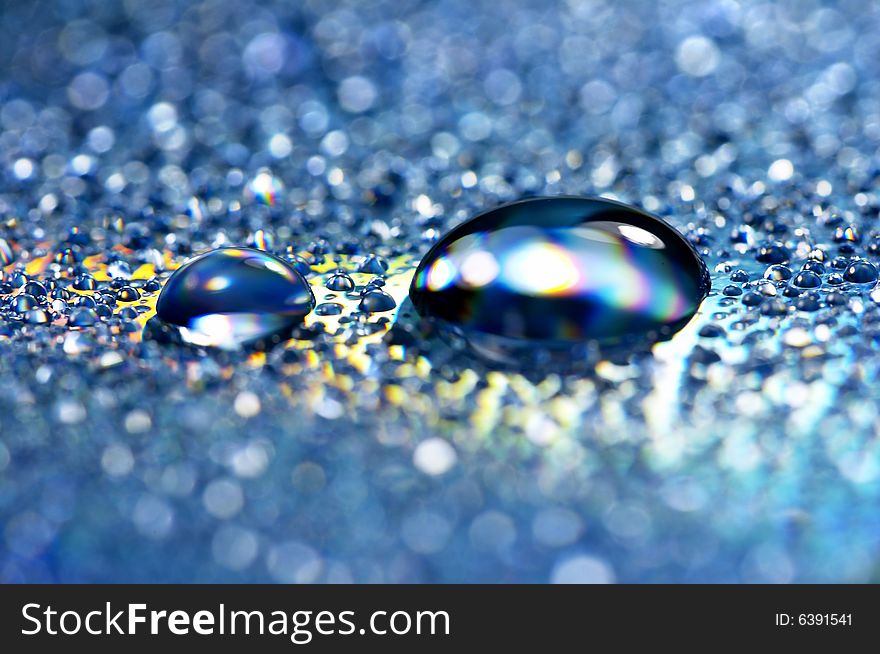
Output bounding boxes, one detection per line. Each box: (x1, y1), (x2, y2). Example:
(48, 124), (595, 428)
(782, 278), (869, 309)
(107, 260), (132, 280)
(791, 270), (822, 289)
(722, 285), (743, 296)
(843, 260), (878, 283)
(143, 279), (162, 293)
(326, 271), (355, 292)
(410, 197), (710, 350)
(699, 324), (725, 338)
(69, 307), (97, 327)
(25, 308), (51, 324)
(763, 265), (792, 281)
(13, 293), (39, 312)
(244, 170), (283, 206)
(315, 302), (344, 316)
(756, 243), (790, 264)
(24, 281), (47, 297)
(155, 247), (314, 349)
(827, 291), (847, 306)
(73, 274), (97, 291)
(116, 286), (140, 302)
(359, 288), (396, 313)
(249, 228), (274, 251)
(357, 254), (389, 274)
(760, 299), (788, 316)
(795, 293), (821, 312)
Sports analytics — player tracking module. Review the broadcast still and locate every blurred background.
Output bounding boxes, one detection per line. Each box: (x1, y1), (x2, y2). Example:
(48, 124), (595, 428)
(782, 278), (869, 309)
(2, 0), (880, 583)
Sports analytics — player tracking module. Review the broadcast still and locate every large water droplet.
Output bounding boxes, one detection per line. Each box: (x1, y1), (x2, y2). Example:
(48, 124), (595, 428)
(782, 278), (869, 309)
(155, 247), (314, 349)
(409, 197), (710, 354)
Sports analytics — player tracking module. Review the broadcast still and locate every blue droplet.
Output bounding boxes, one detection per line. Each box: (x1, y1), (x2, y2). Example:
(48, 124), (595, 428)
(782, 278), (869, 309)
(791, 270), (821, 288)
(155, 247), (314, 349)
(756, 243), (790, 264)
(409, 197), (710, 349)
(315, 302), (344, 316)
(13, 293), (39, 313)
(326, 271), (355, 292)
(722, 285), (743, 296)
(357, 254), (389, 274)
(359, 288), (396, 313)
(763, 265), (792, 281)
(843, 260), (878, 283)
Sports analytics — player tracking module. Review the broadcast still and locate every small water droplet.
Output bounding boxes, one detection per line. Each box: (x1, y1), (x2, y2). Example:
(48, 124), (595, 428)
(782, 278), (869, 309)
(756, 243), (790, 264)
(359, 288), (396, 313)
(722, 285), (743, 296)
(843, 260), (878, 283)
(326, 271), (355, 292)
(315, 302), (344, 316)
(73, 274), (97, 291)
(13, 293), (39, 313)
(155, 247), (314, 349)
(116, 286), (140, 302)
(244, 170), (284, 206)
(25, 308), (51, 324)
(763, 265), (792, 281)
(357, 254), (389, 274)
(790, 271), (821, 289)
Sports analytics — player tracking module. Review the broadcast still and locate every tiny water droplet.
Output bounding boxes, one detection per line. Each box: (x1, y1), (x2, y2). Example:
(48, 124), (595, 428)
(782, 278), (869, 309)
(722, 285), (743, 296)
(116, 286), (140, 302)
(326, 271), (355, 292)
(359, 288), (396, 313)
(357, 254), (389, 274)
(155, 247), (314, 349)
(244, 170), (284, 206)
(315, 302), (344, 316)
(73, 275), (97, 291)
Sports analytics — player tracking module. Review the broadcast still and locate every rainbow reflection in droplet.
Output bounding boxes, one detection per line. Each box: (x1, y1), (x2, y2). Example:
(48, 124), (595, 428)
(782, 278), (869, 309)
(410, 197), (710, 348)
(244, 170), (284, 206)
(155, 247), (314, 349)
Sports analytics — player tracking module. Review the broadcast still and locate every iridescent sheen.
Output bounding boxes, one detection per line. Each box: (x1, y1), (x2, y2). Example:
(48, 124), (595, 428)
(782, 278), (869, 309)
(156, 247), (314, 349)
(410, 197), (710, 348)
(244, 170), (284, 206)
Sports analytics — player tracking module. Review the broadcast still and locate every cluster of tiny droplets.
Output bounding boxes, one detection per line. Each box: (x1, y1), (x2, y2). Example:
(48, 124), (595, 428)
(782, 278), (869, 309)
(2, 0), (880, 582)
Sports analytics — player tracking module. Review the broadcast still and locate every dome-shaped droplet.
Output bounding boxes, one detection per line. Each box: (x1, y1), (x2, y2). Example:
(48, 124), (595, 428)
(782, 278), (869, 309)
(763, 265), (792, 281)
(790, 270), (821, 289)
(359, 288), (396, 313)
(155, 247), (314, 349)
(116, 286), (140, 302)
(756, 243), (790, 264)
(357, 254), (389, 274)
(843, 260), (878, 283)
(73, 275), (97, 291)
(326, 271), (355, 292)
(409, 197), (710, 351)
